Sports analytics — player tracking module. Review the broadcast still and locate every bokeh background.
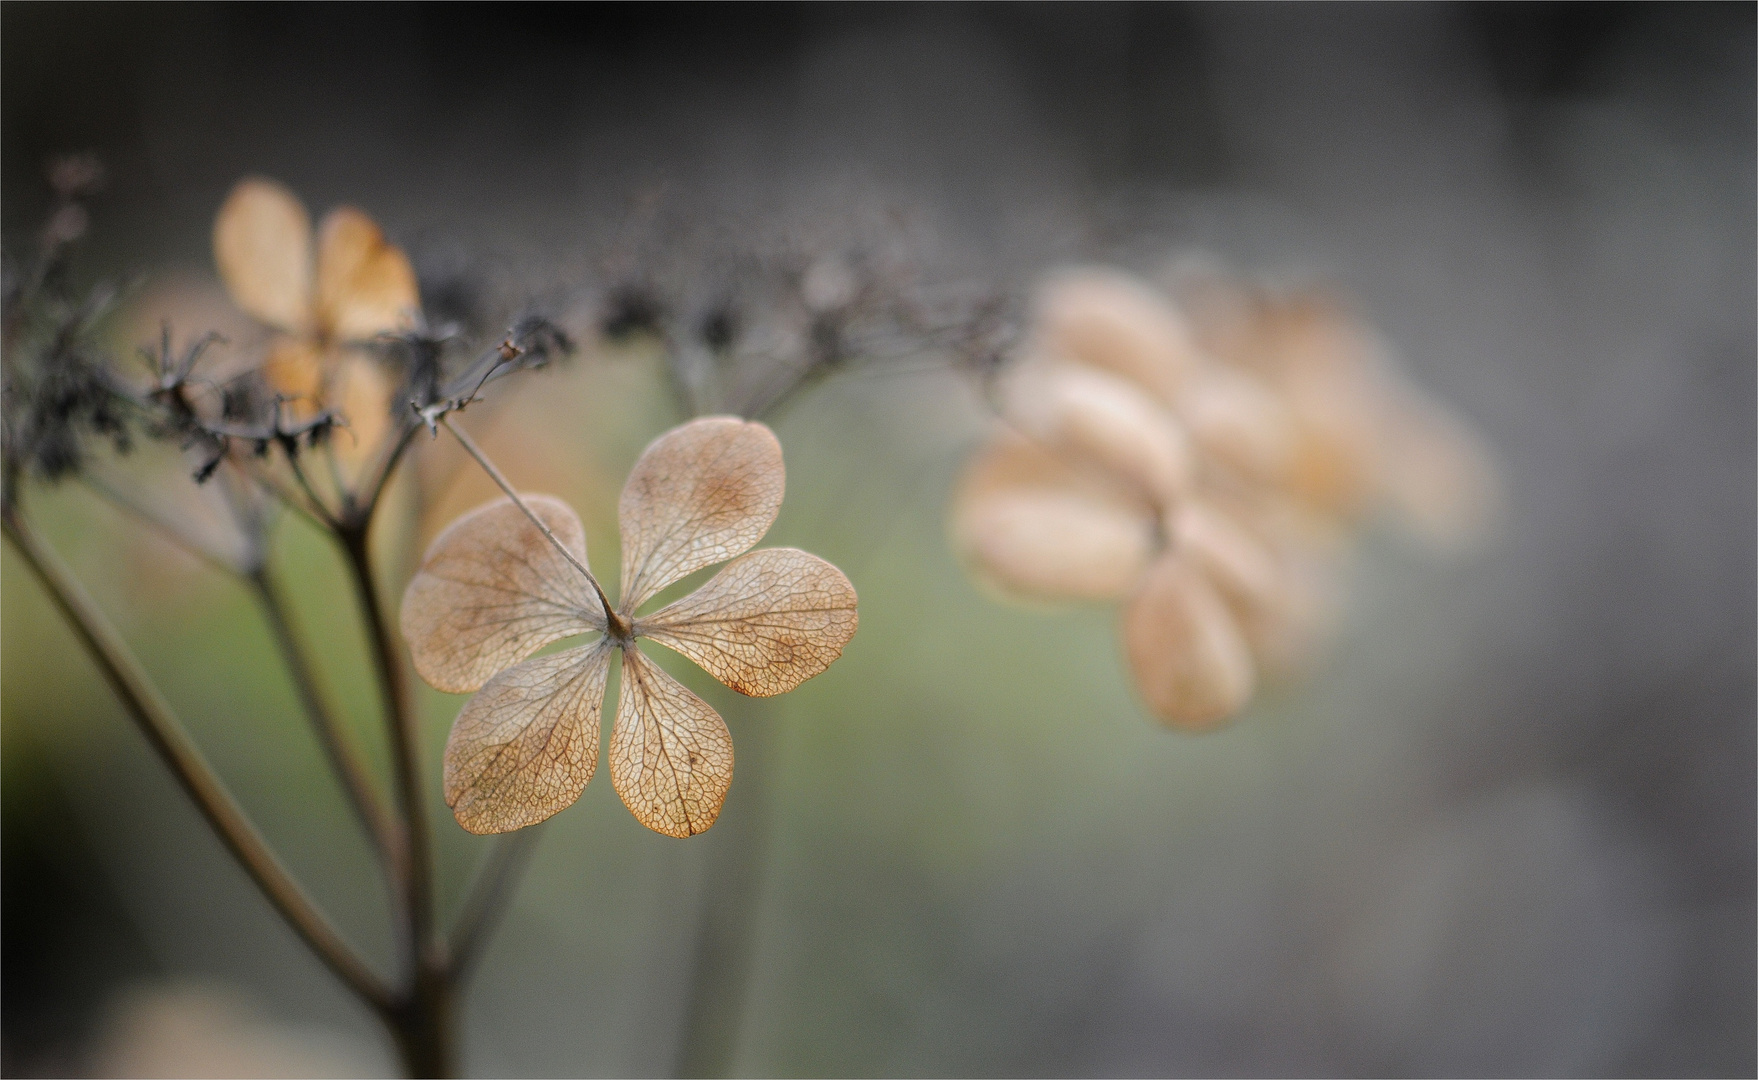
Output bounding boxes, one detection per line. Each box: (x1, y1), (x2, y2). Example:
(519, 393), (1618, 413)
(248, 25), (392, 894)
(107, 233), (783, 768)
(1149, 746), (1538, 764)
(3, 4), (1753, 1077)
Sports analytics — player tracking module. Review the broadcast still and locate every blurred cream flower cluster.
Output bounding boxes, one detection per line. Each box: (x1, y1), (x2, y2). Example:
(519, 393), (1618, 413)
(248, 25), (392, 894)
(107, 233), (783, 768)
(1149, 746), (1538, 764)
(952, 264), (1500, 730)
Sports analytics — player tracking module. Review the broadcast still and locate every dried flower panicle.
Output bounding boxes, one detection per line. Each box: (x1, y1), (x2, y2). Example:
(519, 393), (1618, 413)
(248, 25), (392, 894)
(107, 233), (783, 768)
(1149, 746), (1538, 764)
(953, 264), (1499, 731)
(402, 416), (858, 837)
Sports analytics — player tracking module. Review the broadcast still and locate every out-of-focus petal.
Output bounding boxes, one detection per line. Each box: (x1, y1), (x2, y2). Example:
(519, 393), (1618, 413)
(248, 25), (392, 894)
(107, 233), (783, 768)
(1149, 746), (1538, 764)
(1121, 552), (1255, 731)
(998, 356), (1194, 506)
(314, 207), (419, 342)
(262, 339), (326, 412)
(639, 547), (858, 697)
(951, 431), (1156, 603)
(443, 641), (613, 834)
(1178, 366), (1296, 483)
(611, 646), (734, 837)
(1034, 267), (1203, 407)
(326, 353), (394, 481)
(1377, 385), (1503, 554)
(1170, 499), (1283, 617)
(617, 416), (784, 612)
(213, 178), (314, 333)
(400, 494), (603, 693)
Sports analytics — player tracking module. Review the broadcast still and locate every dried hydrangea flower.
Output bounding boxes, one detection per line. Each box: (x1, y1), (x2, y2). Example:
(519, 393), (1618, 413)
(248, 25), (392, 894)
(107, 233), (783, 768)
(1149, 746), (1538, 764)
(401, 416), (858, 837)
(954, 268), (1338, 729)
(213, 176), (420, 477)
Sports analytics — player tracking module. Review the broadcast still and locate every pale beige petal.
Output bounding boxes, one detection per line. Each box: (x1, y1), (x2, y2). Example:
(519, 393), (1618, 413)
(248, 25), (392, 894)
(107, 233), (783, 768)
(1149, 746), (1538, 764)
(1177, 366), (1295, 482)
(213, 178), (313, 333)
(314, 207), (419, 342)
(611, 646), (733, 837)
(1377, 386), (1503, 553)
(617, 416), (785, 612)
(262, 339), (326, 413)
(400, 495), (602, 693)
(998, 356), (1194, 506)
(950, 431), (1155, 603)
(443, 641), (612, 834)
(1122, 553), (1255, 731)
(325, 353), (394, 481)
(638, 547), (857, 697)
(1034, 267), (1202, 406)
(1169, 499), (1283, 617)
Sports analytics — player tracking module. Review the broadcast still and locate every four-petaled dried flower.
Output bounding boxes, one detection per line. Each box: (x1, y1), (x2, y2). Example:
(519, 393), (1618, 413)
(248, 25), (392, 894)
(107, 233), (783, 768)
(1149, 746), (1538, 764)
(213, 176), (420, 478)
(401, 416), (858, 837)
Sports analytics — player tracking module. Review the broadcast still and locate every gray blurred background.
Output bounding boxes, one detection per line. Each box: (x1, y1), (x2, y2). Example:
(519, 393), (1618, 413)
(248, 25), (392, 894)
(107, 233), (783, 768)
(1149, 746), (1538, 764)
(3, 4), (1753, 1077)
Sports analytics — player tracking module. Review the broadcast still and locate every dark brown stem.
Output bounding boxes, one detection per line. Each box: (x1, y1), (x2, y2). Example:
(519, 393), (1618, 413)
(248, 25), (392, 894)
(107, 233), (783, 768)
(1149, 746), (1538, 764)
(338, 522), (455, 1077)
(1, 507), (395, 1018)
(248, 568), (404, 872)
(339, 527), (436, 965)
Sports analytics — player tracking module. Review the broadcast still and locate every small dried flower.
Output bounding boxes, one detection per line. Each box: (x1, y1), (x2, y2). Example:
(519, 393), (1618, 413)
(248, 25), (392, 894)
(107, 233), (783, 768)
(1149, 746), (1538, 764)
(955, 268), (1327, 729)
(212, 177), (420, 479)
(401, 417), (858, 837)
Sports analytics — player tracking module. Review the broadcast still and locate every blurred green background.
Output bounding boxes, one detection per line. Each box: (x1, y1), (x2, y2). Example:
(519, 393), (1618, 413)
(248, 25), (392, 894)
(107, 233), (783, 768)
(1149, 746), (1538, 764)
(4, 5), (1753, 1077)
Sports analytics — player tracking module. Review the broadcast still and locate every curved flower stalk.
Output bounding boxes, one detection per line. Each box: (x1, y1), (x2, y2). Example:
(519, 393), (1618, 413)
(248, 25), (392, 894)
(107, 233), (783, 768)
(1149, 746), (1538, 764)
(402, 416), (858, 837)
(213, 176), (420, 487)
(953, 265), (1499, 731)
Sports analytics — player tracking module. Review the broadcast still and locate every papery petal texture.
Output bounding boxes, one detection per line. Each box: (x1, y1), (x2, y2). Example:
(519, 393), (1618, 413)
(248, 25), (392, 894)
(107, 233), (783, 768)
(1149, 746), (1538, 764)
(611, 647), (734, 838)
(315, 207), (419, 341)
(1122, 553), (1254, 731)
(617, 416), (784, 612)
(213, 178), (313, 333)
(951, 432), (1154, 602)
(998, 357), (1194, 506)
(1035, 267), (1202, 407)
(443, 641), (613, 834)
(639, 547), (858, 697)
(401, 494), (603, 693)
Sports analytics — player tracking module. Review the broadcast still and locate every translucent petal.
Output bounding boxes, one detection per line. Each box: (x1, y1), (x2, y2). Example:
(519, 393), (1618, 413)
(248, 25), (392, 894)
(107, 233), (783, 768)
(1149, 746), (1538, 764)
(1169, 499), (1283, 617)
(638, 547), (858, 697)
(443, 641), (612, 834)
(1377, 386), (1502, 553)
(1177, 366), (1295, 483)
(314, 207), (419, 342)
(262, 339), (326, 410)
(998, 357), (1194, 506)
(1122, 553), (1255, 731)
(611, 646), (733, 838)
(1034, 267), (1202, 407)
(950, 431), (1154, 602)
(617, 416), (784, 612)
(213, 178), (313, 333)
(400, 495), (603, 693)
(326, 353), (394, 482)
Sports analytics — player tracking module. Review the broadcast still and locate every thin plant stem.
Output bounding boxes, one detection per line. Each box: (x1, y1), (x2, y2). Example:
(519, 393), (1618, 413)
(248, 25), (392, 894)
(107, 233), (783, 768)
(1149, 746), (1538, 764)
(1, 507), (395, 1018)
(438, 415), (622, 633)
(337, 521), (457, 1077)
(249, 567), (404, 871)
(448, 827), (545, 979)
(672, 695), (775, 1079)
(77, 471), (403, 871)
(80, 473), (244, 578)
(339, 527), (435, 964)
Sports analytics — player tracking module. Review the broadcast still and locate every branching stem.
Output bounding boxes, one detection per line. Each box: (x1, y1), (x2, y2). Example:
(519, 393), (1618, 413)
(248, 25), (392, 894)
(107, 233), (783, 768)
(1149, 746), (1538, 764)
(1, 506), (395, 1019)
